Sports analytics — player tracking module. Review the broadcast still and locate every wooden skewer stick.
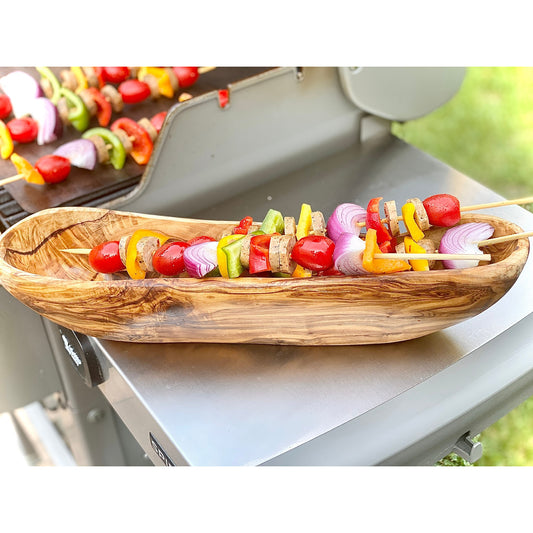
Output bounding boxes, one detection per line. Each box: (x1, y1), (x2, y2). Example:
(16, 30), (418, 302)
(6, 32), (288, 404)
(59, 248), (92, 254)
(375, 252), (491, 262)
(198, 67), (216, 75)
(0, 135), (139, 187)
(461, 195), (533, 212)
(59, 247), (491, 263)
(475, 230), (533, 247)
(0, 174), (24, 187)
(357, 194), (533, 227)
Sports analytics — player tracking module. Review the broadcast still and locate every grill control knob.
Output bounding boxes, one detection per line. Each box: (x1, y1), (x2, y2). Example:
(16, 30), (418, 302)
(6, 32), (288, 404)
(58, 326), (105, 388)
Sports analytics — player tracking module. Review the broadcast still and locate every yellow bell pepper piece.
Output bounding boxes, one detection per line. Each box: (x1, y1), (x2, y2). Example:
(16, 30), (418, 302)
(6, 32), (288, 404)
(126, 229), (170, 280)
(292, 264), (313, 278)
(404, 236), (429, 271)
(0, 120), (14, 160)
(402, 202), (425, 242)
(217, 234), (245, 278)
(363, 229), (411, 274)
(71, 67), (88, 93)
(10, 153), (45, 184)
(296, 203), (312, 240)
(138, 67), (174, 99)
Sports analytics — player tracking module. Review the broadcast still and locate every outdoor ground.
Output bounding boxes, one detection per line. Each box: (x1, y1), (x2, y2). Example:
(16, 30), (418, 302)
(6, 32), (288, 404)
(393, 66), (533, 466)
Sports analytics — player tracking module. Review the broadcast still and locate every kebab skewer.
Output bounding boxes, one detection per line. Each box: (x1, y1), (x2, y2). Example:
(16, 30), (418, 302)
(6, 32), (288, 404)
(0, 67), (227, 186)
(59, 200), (530, 282)
(0, 66), (217, 166)
(0, 109), (166, 186)
(357, 194), (533, 229)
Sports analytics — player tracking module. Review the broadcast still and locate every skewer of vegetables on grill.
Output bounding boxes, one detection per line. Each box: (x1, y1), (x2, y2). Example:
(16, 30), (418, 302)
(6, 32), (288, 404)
(0, 67), (222, 186)
(0, 110), (164, 186)
(0, 67), (213, 144)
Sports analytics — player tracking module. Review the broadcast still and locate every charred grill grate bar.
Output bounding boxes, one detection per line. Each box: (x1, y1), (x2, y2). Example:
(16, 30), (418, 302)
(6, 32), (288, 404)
(0, 177), (141, 232)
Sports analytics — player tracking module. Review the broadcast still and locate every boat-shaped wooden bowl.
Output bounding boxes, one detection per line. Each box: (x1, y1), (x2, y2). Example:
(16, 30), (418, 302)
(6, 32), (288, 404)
(0, 206), (529, 345)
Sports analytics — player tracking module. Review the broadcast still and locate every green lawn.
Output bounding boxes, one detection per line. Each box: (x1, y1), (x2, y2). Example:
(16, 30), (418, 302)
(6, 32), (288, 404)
(392, 67), (533, 466)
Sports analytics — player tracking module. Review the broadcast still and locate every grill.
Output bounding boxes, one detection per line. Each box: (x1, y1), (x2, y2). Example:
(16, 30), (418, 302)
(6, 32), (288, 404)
(2, 67), (533, 466)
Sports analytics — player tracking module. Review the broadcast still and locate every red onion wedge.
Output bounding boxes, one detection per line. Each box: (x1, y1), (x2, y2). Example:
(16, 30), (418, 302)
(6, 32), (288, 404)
(54, 139), (97, 170)
(184, 241), (219, 278)
(326, 203), (367, 242)
(332, 232), (367, 275)
(30, 97), (63, 145)
(439, 222), (494, 269)
(0, 71), (43, 118)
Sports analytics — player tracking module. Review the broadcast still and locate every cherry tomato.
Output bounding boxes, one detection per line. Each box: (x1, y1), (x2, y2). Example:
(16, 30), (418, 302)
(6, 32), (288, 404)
(102, 67), (130, 84)
(7, 117), (38, 143)
(188, 235), (216, 246)
(0, 94), (12, 120)
(89, 241), (124, 273)
(422, 194), (461, 227)
(172, 67), (199, 88)
(152, 241), (190, 276)
(35, 155), (71, 184)
(150, 111), (167, 133)
(118, 79), (151, 104)
(291, 235), (335, 272)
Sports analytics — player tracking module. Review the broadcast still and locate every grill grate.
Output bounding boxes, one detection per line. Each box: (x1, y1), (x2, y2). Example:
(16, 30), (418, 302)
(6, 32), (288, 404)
(0, 189), (30, 231)
(0, 177), (141, 233)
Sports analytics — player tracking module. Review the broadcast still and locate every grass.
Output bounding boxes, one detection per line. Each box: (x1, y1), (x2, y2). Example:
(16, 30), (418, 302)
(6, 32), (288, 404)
(392, 67), (533, 199)
(392, 67), (533, 466)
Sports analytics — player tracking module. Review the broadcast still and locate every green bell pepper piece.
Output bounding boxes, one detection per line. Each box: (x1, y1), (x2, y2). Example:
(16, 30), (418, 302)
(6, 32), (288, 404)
(82, 127), (126, 170)
(36, 66), (62, 105)
(59, 87), (90, 132)
(272, 272), (292, 278)
(204, 267), (221, 278)
(260, 209), (284, 234)
(222, 235), (246, 278)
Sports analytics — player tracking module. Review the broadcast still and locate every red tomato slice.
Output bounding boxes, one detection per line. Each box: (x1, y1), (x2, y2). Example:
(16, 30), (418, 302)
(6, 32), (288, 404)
(89, 241), (124, 273)
(102, 67), (131, 84)
(34, 154), (71, 184)
(0, 94), (12, 120)
(7, 117), (38, 143)
(172, 67), (199, 88)
(118, 79), (151, 104)
(291, 235), (335, 272)
(152, 241), (190, 276)
(422, 194), (461, 227)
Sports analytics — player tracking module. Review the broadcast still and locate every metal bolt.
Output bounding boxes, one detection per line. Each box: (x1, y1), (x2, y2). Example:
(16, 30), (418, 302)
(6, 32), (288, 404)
(86, 408), (105, 424)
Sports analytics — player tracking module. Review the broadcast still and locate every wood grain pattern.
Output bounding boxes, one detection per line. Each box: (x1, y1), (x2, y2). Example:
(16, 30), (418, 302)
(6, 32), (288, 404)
(0, 206), (529, 345)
